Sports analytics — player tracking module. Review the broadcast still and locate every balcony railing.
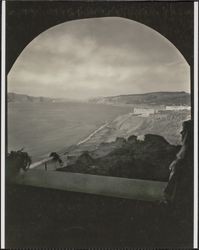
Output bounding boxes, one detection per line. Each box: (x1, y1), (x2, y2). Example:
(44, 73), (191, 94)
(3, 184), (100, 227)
(14, 169), (167, 202)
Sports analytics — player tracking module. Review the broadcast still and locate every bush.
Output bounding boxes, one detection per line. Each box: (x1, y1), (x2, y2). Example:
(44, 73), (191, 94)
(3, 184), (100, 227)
(6, 149), (31, 182)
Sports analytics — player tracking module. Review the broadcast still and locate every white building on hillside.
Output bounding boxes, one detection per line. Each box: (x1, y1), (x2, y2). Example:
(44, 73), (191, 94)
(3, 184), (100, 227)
(133, 108), (156, 117)
(165, 106), (191, 111)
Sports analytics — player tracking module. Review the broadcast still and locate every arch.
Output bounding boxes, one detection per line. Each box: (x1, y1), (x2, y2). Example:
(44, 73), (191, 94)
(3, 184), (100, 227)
(8, 16), (190, 99)
(6, 1), (193, 73)
(12, 16), (189, 68)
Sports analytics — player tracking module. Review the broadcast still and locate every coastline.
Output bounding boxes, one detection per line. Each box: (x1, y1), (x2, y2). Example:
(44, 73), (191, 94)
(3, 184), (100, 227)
(77, 122), (110, 146)
(64, 110), (190, 156)
(30, 109), (190, 168)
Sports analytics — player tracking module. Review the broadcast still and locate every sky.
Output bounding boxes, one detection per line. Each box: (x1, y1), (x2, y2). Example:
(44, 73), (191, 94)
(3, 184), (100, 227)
(8, 17), (190, 100)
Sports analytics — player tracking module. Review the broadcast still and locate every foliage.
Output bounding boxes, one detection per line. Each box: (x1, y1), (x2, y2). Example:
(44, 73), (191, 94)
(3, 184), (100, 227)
(6, 149), (31, 182)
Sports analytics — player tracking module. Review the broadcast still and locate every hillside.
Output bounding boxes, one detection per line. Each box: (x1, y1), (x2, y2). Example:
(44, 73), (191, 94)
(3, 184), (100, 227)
(8, 92), (53, 103)
(8, 91), (191, 105)
(89, 91), (191, 106)
(7, 92), (74, 103)
(58, 134), (180, 181)
(66, 110), (190, 160)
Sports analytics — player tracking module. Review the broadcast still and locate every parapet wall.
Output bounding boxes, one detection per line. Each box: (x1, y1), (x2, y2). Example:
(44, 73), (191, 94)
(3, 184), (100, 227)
(14, 170), (167, 202)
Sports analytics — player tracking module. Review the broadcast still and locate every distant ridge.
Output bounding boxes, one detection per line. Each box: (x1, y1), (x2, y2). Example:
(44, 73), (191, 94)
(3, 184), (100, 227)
(8, 91), (191, 106)
(89, 91), (190, 106)
(8, 92), (76, 103)
(8, 92), (53, 103)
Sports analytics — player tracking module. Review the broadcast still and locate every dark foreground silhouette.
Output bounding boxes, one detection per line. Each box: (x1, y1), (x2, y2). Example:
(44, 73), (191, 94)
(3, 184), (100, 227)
(6, 185), (193, 248)
(5, 121), (193, 248)
(164, 120), (193, 211)
(6, 149), (31, 182)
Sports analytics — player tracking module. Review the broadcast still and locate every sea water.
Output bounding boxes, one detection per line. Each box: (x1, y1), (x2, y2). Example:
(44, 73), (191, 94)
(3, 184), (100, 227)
(8, 102), (132, 161)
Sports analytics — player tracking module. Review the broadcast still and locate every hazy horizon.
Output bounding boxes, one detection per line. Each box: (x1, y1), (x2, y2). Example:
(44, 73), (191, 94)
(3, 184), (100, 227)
(8, 90), (190, 101)
(8, 17), (190, 100)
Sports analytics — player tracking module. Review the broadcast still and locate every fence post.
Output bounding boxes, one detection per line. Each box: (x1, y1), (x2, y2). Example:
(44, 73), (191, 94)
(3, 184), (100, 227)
(44, 162), (47, 171)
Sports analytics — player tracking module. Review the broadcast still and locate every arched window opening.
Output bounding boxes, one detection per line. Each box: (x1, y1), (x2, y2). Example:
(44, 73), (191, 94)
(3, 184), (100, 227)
(8, 17), (191, 182)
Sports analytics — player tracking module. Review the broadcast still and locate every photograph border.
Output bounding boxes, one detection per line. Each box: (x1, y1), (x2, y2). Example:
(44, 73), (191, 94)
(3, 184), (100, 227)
(1, 1), (198, 248)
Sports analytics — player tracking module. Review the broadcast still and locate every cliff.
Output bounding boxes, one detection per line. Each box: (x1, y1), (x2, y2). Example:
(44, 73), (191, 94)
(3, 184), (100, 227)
(89, 91), (190, 106)
(67, 109), (190, 158)
(7, 92), (74, 103)
(8, 91), (190, 106)
(8, 92), (53, 103)
(58, 134), (180, 181)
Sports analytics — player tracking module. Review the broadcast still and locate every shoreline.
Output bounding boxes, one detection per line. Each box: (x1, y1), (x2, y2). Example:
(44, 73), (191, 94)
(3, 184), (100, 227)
(76, 121), (110, 146)
(76, 112), (136, 147)
(30, 109), (190, 166)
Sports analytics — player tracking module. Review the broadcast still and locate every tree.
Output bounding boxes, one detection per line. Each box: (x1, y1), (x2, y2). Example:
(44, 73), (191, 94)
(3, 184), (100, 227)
(6, 149), (31, 183)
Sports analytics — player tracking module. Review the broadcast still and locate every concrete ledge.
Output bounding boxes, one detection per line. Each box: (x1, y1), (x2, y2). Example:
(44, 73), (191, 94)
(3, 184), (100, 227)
(14, 170), (167, 202)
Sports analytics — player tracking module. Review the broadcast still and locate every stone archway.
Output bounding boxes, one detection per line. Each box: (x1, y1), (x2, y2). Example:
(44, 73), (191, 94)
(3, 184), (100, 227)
(6, 1), (194, 112)
(6, 1), (193, 72)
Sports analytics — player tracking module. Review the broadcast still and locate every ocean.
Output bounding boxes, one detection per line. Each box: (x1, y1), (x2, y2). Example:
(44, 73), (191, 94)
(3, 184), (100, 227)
(8, 102), (132, 161)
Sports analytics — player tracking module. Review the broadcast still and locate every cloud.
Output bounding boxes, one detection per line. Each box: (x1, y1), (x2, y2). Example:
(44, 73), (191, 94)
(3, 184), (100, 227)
(8, 17), (190, 99)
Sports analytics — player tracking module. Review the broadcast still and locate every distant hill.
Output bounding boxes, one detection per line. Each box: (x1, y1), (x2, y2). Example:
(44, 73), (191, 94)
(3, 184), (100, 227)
(8, 92), (74, 103)
(89, 91), (191, 106)
(8, 91), (191, 106)
(8, 93), (53, 103)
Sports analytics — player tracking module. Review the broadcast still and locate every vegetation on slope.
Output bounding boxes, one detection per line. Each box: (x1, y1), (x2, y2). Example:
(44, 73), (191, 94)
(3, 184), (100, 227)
(58, 134), (180, 181)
